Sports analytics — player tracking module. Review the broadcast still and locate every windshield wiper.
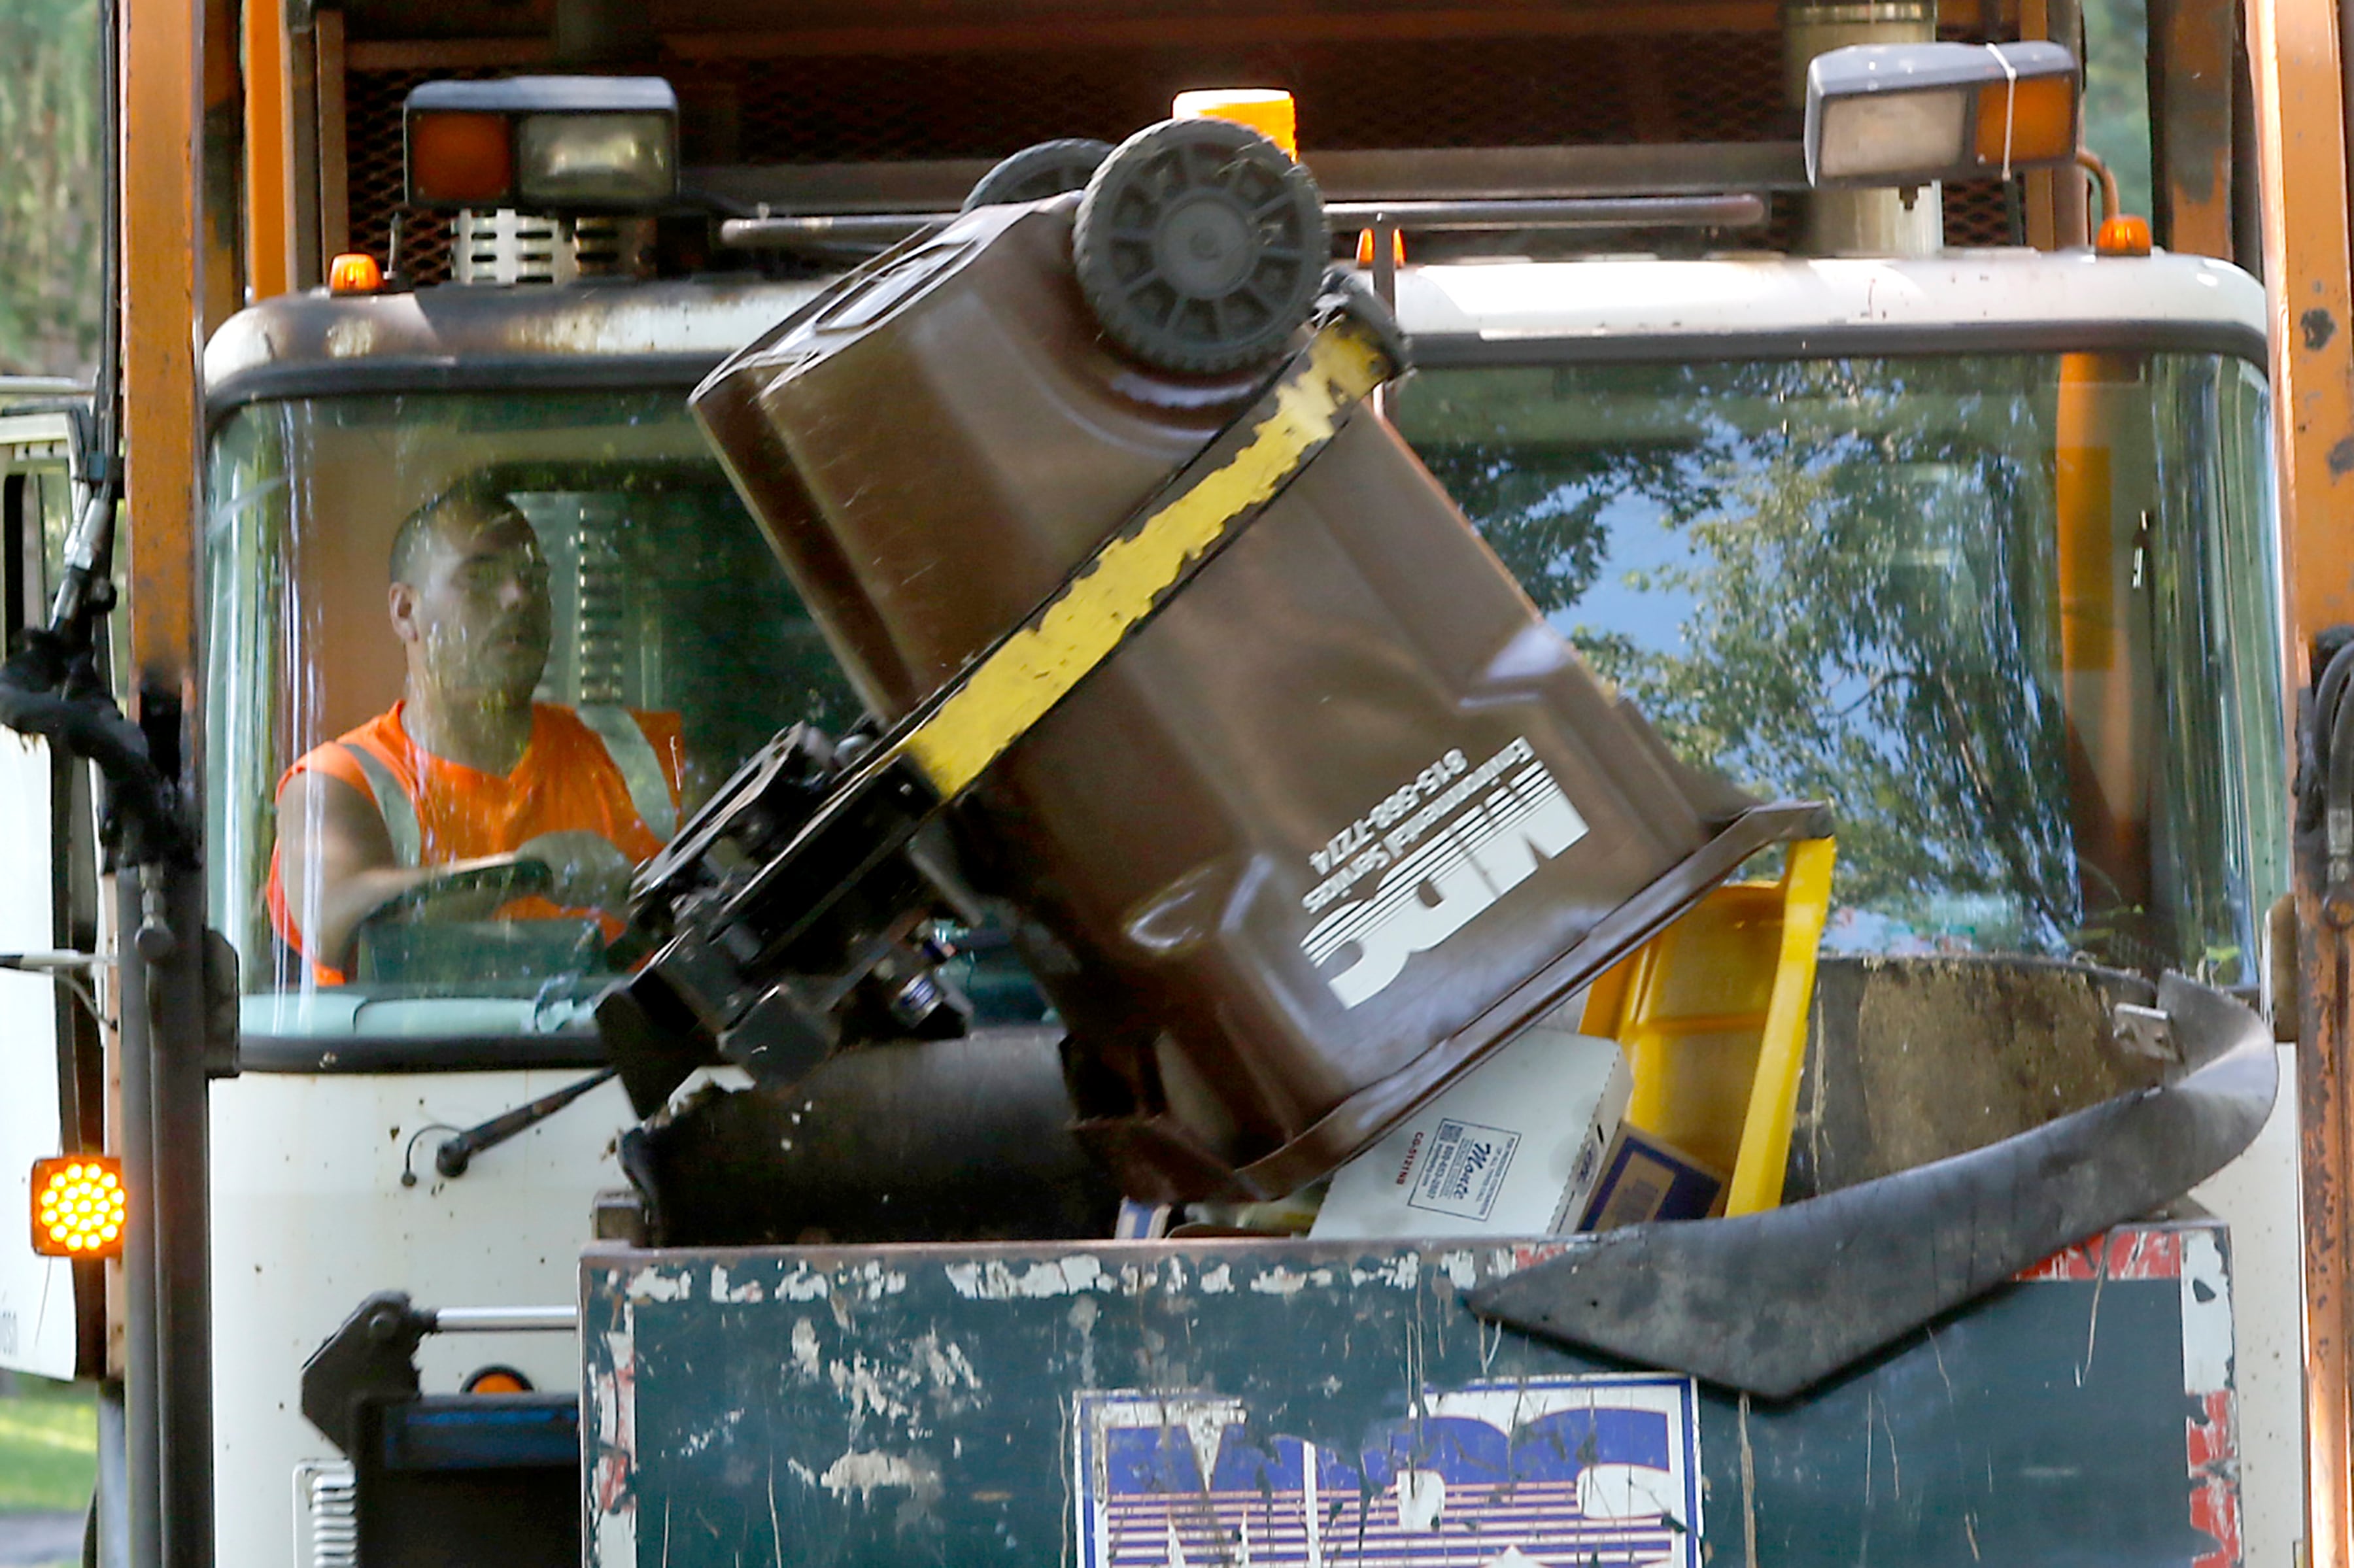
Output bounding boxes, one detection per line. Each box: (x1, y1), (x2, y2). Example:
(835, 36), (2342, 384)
(407, 1067), (619, 1182)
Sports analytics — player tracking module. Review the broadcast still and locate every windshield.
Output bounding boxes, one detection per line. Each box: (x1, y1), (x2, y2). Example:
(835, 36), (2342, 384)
(206, 390), (861, 1044)
(1392, 350), (2286, 983)
(206, 345), (2287, 1051)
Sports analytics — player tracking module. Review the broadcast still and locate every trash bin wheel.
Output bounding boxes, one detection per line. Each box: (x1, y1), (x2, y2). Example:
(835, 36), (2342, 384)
(961, 138), (1117, 212)
(1073, 118), (1327, 375)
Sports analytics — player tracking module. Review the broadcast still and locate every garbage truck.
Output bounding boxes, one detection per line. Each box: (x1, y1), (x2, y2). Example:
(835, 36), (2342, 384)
(9, 0), (2354, 1563)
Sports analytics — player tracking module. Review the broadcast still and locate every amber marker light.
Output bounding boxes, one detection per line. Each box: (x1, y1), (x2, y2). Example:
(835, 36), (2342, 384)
(31, 1155), (125, 1259)
(1356, 228), (1407, 267)
(1172, 88), (1297, 158)
(328, 252), (384, 294)
(1973, 71), (2078, 167)
(2096, 213), (2153, 257)
(463, 1365), (534, 1394)
(408, 109), (515, 206)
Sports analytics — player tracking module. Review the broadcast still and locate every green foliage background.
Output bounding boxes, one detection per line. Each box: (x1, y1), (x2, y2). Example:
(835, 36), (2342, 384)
(0, 0), (101, 378)
(2083, 0), (2156, 222)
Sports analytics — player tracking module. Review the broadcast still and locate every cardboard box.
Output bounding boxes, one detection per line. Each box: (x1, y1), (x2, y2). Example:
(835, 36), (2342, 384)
(1577, 1125), (1726, 1231)
(1309, 1027), (1631, 1240)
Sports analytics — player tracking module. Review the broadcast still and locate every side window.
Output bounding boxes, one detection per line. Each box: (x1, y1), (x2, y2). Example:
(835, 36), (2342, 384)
(0, 462), (67, 639)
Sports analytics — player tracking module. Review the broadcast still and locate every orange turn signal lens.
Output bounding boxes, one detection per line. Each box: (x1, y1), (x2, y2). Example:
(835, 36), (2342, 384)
(409, 110), (514, 205)
(1172, 88), (1297, 158)
(462, 1365), (534, 1395)
(31, 1155), (125, 1259)
(1973, 73), (2077, 169)
(328, 252), (384, 294)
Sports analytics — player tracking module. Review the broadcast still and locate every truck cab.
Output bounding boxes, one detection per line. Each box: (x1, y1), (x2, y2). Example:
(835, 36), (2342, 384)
(197, 167), (2298, 1556)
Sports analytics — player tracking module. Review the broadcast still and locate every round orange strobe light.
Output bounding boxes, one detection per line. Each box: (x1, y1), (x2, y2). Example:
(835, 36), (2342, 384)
(31, 1155), (126, 1259)
(328, 252), (385, 294)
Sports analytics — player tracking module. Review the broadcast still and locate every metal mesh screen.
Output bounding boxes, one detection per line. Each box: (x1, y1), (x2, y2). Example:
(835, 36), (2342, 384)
(1941, 178), (2020, 247)
(712, 33), (1796, 160)
(340, 31), (2019, 283)
(345, 63), (486, 286)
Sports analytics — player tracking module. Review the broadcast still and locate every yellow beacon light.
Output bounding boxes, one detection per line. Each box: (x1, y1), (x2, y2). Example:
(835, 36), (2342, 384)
(31, 1155), (126, 1259)
(1172, 88), (1297, 158)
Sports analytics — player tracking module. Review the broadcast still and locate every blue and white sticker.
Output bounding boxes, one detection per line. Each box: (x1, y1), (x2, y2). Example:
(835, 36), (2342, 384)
(1074, 1374), (1701, 1567)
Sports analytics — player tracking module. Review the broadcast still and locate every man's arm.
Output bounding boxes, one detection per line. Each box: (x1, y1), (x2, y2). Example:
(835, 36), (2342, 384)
(275, 770), (529, 969)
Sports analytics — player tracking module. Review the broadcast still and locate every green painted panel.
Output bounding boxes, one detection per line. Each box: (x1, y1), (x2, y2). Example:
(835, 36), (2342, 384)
(583, 1222), (2232, 1567)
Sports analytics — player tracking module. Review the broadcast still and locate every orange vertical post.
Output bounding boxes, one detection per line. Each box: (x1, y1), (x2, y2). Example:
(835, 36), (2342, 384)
(123, 0), (204, 697)
(242, 0), (293, 300)
(2247, 0), (2354, 1560)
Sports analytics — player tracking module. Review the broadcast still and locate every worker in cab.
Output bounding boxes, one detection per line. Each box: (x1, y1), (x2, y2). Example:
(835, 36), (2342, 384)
(267, 479), (683, 984)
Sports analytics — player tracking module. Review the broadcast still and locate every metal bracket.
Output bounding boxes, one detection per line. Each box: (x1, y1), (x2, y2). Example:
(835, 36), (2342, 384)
(299, 1293), (426, 1460)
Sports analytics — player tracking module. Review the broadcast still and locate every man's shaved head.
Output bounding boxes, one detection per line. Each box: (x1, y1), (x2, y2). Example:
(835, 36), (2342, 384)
(390, 480), (532, 587)
(386, 477), (553, 706)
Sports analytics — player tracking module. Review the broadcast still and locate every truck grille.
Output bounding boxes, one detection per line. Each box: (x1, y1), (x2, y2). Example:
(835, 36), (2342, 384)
(293, 1459), (356, 1568)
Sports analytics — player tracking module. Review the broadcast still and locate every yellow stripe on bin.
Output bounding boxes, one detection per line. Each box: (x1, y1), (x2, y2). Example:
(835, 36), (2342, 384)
(898, 322), (1390, 797)
(1724, 837), (1837, 1216)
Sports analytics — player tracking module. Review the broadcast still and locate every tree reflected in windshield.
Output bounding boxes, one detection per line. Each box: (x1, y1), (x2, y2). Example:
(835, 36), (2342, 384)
(1400, 352), (2284, 981)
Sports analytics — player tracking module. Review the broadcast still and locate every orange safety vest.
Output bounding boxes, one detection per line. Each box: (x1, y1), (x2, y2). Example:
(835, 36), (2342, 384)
(266, 700), (685, 984)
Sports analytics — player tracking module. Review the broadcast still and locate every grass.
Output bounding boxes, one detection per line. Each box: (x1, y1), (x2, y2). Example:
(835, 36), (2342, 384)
(0, 1374), (96, 1514)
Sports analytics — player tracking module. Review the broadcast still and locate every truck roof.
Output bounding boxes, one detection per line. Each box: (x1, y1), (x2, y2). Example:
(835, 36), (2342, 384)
(1399, 249), (2267, 366)
(203, 249), (2268, 417)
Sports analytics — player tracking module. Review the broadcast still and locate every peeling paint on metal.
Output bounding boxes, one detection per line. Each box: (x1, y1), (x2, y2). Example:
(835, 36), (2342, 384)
(829, 1352), (917, 1423)
(711, 1264), (766, 1304)
(791, 1318), (821, 1377)
(590, 1329), (638, 1529)
(947, 1253), (1107, 1300)
(624, 1266), (691, 1303)
(1349, 1253), (1421, 1291)
(1439, 1251), (1478, 1289)
(777, 1268), (831, 1302)
(913, 1331), (983, 1400)
(1069, 1296), (1099, 1388)
(1248, 1265), (1335, 1297)
(2179, 1229), (2234, 1396)
(820, 1450), (919, 1497)
(819, 1449), (938, 1503)
(1198, 1263), (1233, 1295)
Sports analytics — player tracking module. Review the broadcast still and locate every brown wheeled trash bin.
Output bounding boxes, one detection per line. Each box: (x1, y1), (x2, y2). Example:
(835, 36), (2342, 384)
(689, 121), (1820, 1201)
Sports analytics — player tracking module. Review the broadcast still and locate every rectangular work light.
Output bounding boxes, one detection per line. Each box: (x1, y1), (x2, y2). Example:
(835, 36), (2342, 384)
(31, 1155), (124, 1259)
(405, 77), (677, 212)
(1805, 41), (2079, 190)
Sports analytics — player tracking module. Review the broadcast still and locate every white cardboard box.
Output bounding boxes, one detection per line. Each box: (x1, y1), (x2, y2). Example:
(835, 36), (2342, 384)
(1309, 1027), (1632, 1240)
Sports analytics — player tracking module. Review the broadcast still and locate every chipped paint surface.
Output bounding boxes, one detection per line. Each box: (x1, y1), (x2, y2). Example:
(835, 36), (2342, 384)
(946, 1253), (1107, 1300)
(710, 1264), (766, 1303)
(1350, 1253), (1421, 1291)
(585, 1223), (2237, 1566)
(2178, 1229), (2234, 1397)
(820, 1450), (926, 1499)
(624, 1265), (691, 1303)
(1246, 1264), (1335, 1297)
